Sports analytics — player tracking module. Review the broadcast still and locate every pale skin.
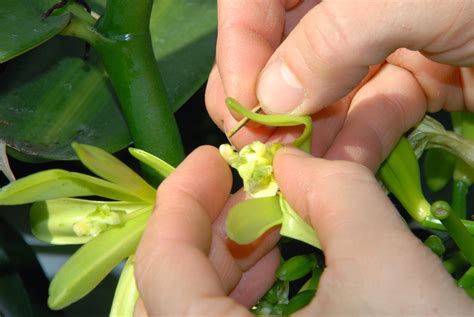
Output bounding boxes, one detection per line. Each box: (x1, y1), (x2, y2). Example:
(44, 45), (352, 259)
(134, 147), (473, 316)
(134, 0), (474, 315)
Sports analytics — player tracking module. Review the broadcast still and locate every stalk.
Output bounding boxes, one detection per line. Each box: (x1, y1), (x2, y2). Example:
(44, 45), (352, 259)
(431, 201), (474, 266)
(443, 252), (469, 275)
(59, 0), (185, 184)
(422, 217), (474, 235)
(94, 0), (184, 179)
(451, 179), (469, 219)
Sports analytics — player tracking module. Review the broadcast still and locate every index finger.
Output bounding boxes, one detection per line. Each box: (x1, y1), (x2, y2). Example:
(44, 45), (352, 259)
(216, 0), (287, 113)
(134, 146), (251, 316)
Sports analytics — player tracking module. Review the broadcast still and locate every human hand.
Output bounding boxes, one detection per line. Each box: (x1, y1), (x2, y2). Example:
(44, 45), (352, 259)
(206, 0), (474, 170)
(133, 146), (280, 316)
(133, 146), (474, 316)
(273, 147), (474, 315)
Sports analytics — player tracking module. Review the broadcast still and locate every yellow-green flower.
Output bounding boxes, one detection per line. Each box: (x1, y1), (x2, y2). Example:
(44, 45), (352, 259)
(219, 141), (281, 198)
(0, 143), (174, 316)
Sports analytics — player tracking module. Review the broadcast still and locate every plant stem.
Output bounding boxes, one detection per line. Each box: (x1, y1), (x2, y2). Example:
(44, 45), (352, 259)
(422, 217), (474, 234)
(443, 252), (469, 275)
(458, 266), (474, 298)
(431, 201), (474, 266)
(451, 179), (469, 219)
(93, 0), (184, 183)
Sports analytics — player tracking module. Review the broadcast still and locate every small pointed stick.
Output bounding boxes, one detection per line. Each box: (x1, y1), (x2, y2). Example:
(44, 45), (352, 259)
(226, 106), (262, 139)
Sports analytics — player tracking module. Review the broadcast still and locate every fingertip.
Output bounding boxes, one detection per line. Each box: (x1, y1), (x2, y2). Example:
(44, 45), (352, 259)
(274, 146), (312, 173)
(159, 145), (232, 220)
(257, 58), (306, 114)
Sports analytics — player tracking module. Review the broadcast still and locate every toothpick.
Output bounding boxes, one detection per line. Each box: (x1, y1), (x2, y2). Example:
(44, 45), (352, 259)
(226, 106), (262, 139)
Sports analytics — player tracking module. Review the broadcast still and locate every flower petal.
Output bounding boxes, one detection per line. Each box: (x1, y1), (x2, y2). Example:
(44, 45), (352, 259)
(110, 255), (139, 317)
(0, 169), (148, 205)
(73, 143), (155, 203)
(48, 210), (150, 310)
(226, 196), (282, 245)
(279, 195), (321, 249)
(225, 97), (312, 152)
(128, 147), (174, 178)
(30, 198), (148, 244)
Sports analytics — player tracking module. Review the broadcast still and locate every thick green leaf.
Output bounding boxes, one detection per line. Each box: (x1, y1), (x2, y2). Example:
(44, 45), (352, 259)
(151, 0), (217, 111)
(226, 196), (283, 245)
(424, 148), (455, 192)
(0, 0), (216, 161)
(0, 169), (147, 205)
(0, 0), (69, 63)
(48, 210), (149, 310)
(31, 198), (148, 244)
(0, 37), (131, 161)
(279, 195), (321, 249)
(73, 143), (155, 203)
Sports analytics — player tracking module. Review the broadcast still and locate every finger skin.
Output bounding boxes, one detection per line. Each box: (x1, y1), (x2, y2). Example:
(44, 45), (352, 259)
(216, 0), (286, 110)
(325, 63), (426, 171)
(133, 298), (148, 317)
(135, 146), (250, 316)
(274, 148), (474, 316)
(257, 0), (474, 115)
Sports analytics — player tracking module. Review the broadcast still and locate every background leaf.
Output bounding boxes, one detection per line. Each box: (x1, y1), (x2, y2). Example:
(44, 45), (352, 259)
(0, 0), (216, 161)
(0, 0), (69, 63)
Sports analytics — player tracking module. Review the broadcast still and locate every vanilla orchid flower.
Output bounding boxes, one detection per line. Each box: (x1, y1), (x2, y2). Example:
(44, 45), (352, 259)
(0, 143), (173, 315)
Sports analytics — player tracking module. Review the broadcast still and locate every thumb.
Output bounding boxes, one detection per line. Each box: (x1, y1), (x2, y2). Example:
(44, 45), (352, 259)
(257, 0), (474, 114)
(273, 147), (413, 262)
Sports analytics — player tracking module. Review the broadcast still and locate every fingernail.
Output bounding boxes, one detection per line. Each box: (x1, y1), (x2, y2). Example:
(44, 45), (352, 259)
(257, 59), (304, 114)
(277, 146), (311, 158)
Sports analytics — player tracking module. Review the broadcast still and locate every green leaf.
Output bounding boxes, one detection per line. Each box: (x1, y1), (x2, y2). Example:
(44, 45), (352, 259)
(110, 256), (139, 317)
(48, 210), (149, 310)
(151, 0), (217, 111)
(279, 195), (321, 249)
(0, 37), (132, 161)
(226, 196), (283, 245)
(129, 147), (175, 178)
(0, 0), (216, 161)
(0, 169), (148, 205)
(30, 198), (148, 244)
(423, 148), (455, 192)
(73, 143), (155, 203)
(0, 0), (70, 63)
